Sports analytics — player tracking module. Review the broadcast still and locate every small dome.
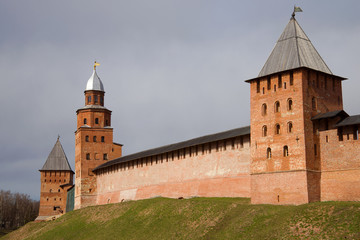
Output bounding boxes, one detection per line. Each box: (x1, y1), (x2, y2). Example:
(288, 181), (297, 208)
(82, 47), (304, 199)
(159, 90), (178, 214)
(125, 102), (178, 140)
(86, 69), (104, 92)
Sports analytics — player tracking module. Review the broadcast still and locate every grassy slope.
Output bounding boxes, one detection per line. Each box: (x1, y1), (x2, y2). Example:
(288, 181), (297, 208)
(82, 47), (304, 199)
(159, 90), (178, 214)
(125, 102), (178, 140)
(2, 197), (360, 240)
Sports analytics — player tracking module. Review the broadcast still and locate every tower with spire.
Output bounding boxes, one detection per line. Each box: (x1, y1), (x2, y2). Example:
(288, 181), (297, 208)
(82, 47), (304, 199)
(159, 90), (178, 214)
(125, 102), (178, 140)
(246, 12), (345, 204)
(36, 137), (74, 221)
(74, 62), (123, 209)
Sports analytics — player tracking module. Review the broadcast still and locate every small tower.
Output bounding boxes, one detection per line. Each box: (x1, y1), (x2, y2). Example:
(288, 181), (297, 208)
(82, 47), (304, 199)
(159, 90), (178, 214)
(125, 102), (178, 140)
(74, 62), (122, 209)
(246, 13), (345, 204)
(36, 137), (74, 221)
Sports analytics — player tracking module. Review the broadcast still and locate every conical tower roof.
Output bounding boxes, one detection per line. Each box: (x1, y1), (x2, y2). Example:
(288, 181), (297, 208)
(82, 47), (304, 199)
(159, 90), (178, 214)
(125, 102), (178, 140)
(257, 16), (332, 78)
(40, 137), (73, 171)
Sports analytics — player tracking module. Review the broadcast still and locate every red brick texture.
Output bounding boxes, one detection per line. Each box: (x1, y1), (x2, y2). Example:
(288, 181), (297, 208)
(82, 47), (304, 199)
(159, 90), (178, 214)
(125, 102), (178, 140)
(38, 170), (73, 217)
(95, 136), (251, 204)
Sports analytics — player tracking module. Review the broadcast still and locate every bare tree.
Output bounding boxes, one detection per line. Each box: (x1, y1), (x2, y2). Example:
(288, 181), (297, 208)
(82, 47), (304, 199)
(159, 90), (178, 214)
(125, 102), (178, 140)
(0, 190), (39, 230)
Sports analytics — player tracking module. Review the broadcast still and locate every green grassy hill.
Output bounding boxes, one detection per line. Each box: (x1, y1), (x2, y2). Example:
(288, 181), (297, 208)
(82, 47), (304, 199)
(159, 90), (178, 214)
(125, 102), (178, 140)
(2, 197), (360, 240)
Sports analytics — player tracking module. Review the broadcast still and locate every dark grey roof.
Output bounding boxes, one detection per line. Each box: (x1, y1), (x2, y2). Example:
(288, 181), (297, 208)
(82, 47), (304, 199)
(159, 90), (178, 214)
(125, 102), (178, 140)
(311, 110), (349, 121)
(94, 126), (250, 172)
(40, 138), (73, 172)
(257, 16), (332, 78)
(336, 115), (360, 127)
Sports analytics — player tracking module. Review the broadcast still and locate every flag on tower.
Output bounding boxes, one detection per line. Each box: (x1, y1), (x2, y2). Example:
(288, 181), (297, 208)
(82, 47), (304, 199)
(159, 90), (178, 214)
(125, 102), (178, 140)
(294, 6), (303, 13)
(94, 61), (100, 70)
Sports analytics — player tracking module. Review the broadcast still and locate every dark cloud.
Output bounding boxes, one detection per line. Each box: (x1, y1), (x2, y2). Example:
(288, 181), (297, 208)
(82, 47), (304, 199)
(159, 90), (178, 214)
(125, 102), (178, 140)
(0, 1), (359, 200)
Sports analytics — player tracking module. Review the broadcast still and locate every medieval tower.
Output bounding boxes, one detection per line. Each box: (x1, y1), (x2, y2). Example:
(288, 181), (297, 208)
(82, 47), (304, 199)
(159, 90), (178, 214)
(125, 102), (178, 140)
(247, 13), (346, 204)
(74, 63), (122, 209)
(36, 137), (74, 221)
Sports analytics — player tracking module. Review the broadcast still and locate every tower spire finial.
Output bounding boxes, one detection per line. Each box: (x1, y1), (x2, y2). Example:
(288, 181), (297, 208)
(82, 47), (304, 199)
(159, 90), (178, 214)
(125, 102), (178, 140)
(57, 134), (60, 141)
(292, 5), (303, 19)
(94, 61), (100, 70)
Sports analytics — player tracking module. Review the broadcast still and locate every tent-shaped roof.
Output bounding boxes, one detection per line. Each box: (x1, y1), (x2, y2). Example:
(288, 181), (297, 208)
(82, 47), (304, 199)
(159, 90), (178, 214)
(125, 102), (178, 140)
(40, 137), (73, 172)
(257, 16), (332, 78)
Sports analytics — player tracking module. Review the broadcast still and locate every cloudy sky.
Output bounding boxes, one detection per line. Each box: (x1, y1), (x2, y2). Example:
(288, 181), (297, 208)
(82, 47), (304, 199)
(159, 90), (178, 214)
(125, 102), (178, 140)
(0, 1), (359, 200)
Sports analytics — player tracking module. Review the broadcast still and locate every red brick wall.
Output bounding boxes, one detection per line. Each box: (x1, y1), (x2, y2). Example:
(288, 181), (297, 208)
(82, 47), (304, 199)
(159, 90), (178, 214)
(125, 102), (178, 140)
(38, 170), (73, 217)
(319, 123), (360, 201)
(95, 135), (251, 204)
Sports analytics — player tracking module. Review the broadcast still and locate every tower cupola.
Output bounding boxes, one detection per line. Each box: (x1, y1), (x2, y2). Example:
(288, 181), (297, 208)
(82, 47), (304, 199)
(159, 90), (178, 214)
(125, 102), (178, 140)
(84, 62), (105, 106)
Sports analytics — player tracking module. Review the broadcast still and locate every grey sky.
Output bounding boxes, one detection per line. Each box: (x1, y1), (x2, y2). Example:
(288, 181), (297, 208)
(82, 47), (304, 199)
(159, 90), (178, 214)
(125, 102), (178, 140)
(0, 1), (359, 200)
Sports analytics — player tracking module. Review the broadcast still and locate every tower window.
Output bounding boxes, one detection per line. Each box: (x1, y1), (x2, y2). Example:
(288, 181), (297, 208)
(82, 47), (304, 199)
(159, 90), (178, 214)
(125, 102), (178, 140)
(95, 118), (99, 124)
(275, 101), (280, 113)
(94, 95), (98, 104)
(267, 77), (271, 90)
(288, 122), (293, 133)
(312, 97), (317, 110)
(284, 82), (286, 89)
(324, 75), (328, 89)
(87, 96), (91, 104)
(85, 135), (89, 142)
(261, 104), (267, 116)
(84, 118), (87, 124)
(100, 96), (104, 105)
(101, 136), (105, 142)
(274, 85), (277, 92)
(283, 146), (289, 157)
(314, 144), (317, 156)
(50, 189), (52, 193)
(354, 126), (359, 140)
(256, 80), (260, 93)
(267, 148), (272, 159)
(103, 153), (108, 160)
(262, 87), (265, 94)
(105, 120), (109, 126)
(275, 124), (280, 135)
(287, 98), (293, 111)
(262, 125), (267, 137)
(290, 71), (294, 85)
(86, 153), (90, 160)
(93, 136), (97, 142)
(278, 74), (282, 88)
(58, 189), (60, 192)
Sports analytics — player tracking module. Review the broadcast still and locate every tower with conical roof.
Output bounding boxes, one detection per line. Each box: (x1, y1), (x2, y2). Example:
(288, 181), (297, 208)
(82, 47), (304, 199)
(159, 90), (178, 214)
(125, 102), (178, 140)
(74, 62), (123, 209)
(36, 137), (74, 221)
(246, 12), (345, 204)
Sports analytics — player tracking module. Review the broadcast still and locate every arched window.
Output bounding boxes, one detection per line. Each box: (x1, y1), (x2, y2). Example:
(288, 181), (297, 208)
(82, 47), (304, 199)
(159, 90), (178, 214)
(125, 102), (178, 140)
(262, 125), (267, 137)
(58, 189), (60, 192)
(288, 122), (293, 133)
(93, 136), (97, 142)
(312, 97), (317, 110)
(84, 118), (87, 124)
(287, 98), (293, 111)
(275, 124), (281, 135)
(87, 96), (91, 104)
(95, 118), (99, 124)
(275, 101), (280, 113)
(101, 136), (105, 142)
(267, 148), (272, 159)
(85, 136), (89, 142)
(283, 146), (289, 157)
(94, 95), (98, 104)
(262, 104), (267, 116)
(86, 153), (90, 160)
(100, 96), (104, 105)
(49, 189), (52, 193)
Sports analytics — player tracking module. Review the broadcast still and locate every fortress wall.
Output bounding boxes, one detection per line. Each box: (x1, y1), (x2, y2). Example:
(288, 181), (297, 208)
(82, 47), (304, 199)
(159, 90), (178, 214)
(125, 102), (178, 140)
(319, 125), (360, 201)
(251, 170), (309, 205)
(96, 135), (250, 204)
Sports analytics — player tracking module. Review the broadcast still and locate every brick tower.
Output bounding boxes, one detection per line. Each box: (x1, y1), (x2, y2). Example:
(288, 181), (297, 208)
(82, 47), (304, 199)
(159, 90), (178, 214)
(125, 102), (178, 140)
(36, 137), (74, 221)
(74, 63), (122, 209)
(246, 13), (345, 204)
